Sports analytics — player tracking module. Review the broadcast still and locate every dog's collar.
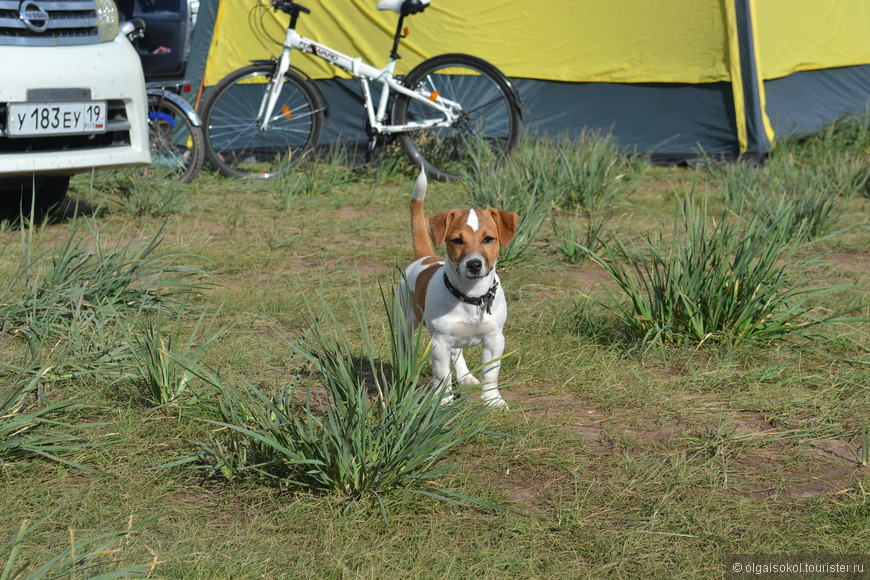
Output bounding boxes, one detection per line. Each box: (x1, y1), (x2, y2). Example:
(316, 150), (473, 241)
(443, 273), (499, 315)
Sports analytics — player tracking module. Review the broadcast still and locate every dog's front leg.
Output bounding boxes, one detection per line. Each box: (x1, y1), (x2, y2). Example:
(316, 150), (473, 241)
(430, 336), (455, 404)
(480, 334), (508, 408)
(451, 348), (479, 387)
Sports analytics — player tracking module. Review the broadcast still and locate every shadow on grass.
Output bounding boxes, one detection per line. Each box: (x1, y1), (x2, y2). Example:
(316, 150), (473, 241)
(0, 195), (101, 228)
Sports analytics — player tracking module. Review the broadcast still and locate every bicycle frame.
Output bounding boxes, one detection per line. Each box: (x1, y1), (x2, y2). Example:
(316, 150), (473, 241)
(257, 23), (461, 135)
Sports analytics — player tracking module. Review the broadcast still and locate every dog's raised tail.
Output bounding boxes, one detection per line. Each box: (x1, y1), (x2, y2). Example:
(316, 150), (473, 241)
(410, 168), (434, 260)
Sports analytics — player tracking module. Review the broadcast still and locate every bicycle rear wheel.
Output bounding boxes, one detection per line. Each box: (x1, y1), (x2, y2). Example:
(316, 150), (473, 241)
(201, 64), (323, 179)
(145, 93), (204, 183)
(392, 53), (522, 182)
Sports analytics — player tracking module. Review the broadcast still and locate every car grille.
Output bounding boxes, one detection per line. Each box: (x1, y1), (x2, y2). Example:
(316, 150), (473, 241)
(0, 100), (132, 153)
(0, 0), (100, 46)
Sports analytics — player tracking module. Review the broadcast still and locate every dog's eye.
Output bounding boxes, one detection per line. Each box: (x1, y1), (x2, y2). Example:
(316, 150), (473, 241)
(483, 235), (496, 244)
(451, 237), (464, 245)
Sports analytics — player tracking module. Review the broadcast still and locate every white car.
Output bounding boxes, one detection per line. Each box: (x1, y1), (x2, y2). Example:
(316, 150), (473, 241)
(0, 0), (150, 213)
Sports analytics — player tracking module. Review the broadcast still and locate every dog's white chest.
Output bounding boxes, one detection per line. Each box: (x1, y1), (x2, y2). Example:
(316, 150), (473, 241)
(445, 317), (498, 348)
(426, 288), (504, 346)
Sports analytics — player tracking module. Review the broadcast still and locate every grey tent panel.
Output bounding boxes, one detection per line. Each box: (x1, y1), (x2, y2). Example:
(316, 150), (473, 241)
(182, 0), (217, 106)
(312, 77), (742, 163)
(513, 79), (741, 163)
(764, 64), (870, 139)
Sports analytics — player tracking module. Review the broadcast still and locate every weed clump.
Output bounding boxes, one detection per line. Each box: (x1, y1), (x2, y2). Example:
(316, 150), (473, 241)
(184, 287), (492, 507)
(463, 132), (643, 263)
(581, 195), (859, 347)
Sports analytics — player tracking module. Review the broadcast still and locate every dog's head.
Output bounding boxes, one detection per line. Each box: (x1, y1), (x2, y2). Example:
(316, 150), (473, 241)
(428, 208), (518, 278)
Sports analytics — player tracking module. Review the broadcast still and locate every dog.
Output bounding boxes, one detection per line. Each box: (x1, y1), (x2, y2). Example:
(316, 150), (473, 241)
(399, 170), (518, 408)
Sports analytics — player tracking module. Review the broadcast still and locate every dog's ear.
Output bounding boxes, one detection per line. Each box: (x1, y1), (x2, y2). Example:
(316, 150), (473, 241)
(488, 209), (519, 248)
(428, 211), (456, 247)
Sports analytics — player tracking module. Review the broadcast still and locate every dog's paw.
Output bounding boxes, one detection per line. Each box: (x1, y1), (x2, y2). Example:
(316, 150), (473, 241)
(439, 392), (457, 406)
(481, 395), (509, 410)
(456, 374), (480, 387)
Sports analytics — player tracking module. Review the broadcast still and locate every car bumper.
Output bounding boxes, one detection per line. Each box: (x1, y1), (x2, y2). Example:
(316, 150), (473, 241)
(0, 34), (151, 177)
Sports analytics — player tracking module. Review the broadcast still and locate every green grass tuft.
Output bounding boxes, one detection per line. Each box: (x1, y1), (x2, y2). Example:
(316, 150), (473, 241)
(180, 285), (493, 507)
(582, 194), (860, 346)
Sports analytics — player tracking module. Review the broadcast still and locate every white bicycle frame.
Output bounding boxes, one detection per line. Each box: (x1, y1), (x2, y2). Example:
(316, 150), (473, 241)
(257, 24), (461, 133)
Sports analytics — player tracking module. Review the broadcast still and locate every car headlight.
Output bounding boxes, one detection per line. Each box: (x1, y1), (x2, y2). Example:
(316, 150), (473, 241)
(95, 0), (120, 42)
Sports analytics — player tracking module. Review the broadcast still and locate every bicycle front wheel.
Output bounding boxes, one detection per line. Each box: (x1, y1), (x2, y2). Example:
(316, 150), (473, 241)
(145, 93), (204, 183)
(392, 53), (522, 182)
(201, 64), (323, 179)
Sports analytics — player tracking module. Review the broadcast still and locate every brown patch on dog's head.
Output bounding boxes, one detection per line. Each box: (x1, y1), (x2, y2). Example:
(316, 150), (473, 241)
(487, 208), (519, 248)
(427, 210), (459, 249)
(428, 208), (520, 277)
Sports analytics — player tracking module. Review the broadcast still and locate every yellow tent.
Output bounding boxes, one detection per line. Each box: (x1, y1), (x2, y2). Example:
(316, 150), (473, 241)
(187, 0), (870, 162)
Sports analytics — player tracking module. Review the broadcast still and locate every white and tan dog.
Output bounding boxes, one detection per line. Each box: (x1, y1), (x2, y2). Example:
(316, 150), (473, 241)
(400, 170), (518, 407)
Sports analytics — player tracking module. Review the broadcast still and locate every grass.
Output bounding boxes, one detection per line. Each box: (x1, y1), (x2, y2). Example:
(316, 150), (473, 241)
(712, 160), (844, 240)
(0, 364), (91, 470)
(582, 193), (863, 347)
(129, 305), (225, 407)
(463, 132), (642, 263)
(1, 219), (203, 342)
(0, 126), (868, 578)
(271, 144), (358, 211)
(1, 516), (156, 579)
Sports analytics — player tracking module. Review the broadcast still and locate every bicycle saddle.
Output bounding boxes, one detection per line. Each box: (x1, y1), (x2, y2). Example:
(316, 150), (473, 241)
(377, 0), (430, 15)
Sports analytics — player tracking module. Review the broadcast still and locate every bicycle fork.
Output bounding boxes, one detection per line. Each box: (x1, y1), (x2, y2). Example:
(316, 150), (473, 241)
(257, 50), (292, 131)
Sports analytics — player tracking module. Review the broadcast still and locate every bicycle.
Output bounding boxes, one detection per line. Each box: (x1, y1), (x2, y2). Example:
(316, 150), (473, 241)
(123, 19), (205, 183)
(199, 0), (523, 181)
(144, 81), (205, 183)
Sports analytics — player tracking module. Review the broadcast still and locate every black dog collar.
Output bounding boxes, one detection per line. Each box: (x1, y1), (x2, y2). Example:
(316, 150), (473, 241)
(443, 273), (499, 315)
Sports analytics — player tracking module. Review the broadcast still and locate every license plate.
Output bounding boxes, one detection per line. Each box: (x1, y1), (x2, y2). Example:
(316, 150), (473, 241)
(6, 101), (107, 137)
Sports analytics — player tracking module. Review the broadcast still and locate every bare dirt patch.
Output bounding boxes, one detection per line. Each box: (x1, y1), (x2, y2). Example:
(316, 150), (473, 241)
(337, 206), (368, 221)
(825, 251), (870, 275)
(511, 383), (868, 504)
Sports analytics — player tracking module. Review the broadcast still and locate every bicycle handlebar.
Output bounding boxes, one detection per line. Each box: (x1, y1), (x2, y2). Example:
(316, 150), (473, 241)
(271, 1), (310, 16)
(270, 0), (428, 19)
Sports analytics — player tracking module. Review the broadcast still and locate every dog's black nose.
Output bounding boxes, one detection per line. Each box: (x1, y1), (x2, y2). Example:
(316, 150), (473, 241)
(466, 259), (483, 274)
